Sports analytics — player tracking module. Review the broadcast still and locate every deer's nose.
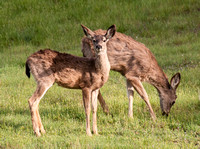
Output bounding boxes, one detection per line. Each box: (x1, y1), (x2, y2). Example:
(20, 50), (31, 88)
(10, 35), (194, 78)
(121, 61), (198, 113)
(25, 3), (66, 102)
(96, 45), (102, 50)
(162, 112), (169, 117)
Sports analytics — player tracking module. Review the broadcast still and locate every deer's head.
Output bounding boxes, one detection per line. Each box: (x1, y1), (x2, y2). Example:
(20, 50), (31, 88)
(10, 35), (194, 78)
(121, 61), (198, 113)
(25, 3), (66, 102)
(81, 24), (116, 55)
(159, 73), (181, 116)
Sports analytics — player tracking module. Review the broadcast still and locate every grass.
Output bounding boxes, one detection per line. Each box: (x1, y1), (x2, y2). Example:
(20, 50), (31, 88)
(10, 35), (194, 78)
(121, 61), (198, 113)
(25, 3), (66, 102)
(0, 0), (200, 148)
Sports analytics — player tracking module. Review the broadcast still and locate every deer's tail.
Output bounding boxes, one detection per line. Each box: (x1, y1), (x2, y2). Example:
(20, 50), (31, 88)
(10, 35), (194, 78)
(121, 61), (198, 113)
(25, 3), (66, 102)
(25, 61), (30, 78)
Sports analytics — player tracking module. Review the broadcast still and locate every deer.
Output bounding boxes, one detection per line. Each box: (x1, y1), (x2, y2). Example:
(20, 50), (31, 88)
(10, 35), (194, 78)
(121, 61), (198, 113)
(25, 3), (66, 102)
(82, 29), (181, 121)
(25, 24), (116, 136)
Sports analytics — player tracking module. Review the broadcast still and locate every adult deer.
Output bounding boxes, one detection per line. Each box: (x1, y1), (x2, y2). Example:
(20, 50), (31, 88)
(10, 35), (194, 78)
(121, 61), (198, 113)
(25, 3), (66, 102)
(26, 24), (116, 136)
(82, 29), (181, 120)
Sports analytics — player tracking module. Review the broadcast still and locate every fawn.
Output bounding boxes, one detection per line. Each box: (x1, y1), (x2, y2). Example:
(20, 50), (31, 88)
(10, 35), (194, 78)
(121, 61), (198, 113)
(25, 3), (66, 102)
(26, 24), (116, 136)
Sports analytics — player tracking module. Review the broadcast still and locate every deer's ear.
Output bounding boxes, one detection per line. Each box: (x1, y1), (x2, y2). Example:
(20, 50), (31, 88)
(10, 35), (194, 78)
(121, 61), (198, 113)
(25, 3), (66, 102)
(105, 24), (116, 40)
(170, 73), (181, 90)
(81, 24), (95, 39)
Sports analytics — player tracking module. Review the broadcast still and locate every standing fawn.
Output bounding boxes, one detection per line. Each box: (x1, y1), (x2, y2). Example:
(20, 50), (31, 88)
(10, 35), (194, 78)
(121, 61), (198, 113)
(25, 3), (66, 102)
(82, 29), (181, 120)
(26, 24), (116, 136)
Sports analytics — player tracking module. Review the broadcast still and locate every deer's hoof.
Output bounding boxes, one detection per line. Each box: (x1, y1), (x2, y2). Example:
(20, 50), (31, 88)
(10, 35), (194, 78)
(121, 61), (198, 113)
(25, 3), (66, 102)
(40, 129), (46, 134)
(87, 131), (92, 136)
(35, 132), (41, 137)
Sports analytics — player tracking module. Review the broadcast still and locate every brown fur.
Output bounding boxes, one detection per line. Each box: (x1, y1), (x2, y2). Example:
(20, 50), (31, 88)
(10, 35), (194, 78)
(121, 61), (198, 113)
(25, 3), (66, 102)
(26, 25), (116, 136)
(82, 29), (181, 120)
(26, 49), (108, 90)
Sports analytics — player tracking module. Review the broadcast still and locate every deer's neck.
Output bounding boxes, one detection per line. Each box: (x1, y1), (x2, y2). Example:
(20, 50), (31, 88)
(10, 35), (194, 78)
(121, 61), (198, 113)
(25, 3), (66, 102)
(149, 72), (171, 95)
(95, 50), (110, 76)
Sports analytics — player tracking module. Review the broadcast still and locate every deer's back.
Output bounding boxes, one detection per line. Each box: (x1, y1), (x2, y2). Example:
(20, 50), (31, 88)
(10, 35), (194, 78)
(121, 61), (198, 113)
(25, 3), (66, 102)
(26, 49), (109, 90)
(82, 29), (165, 82)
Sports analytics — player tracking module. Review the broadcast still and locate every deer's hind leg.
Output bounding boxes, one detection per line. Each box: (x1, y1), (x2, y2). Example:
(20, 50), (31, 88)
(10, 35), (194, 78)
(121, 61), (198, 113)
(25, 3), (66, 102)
(28, 82), (52, 137)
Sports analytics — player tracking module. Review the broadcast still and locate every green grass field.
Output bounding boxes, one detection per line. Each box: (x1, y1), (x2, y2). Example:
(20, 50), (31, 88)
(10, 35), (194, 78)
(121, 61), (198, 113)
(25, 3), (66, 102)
(0, 0), (200, 148)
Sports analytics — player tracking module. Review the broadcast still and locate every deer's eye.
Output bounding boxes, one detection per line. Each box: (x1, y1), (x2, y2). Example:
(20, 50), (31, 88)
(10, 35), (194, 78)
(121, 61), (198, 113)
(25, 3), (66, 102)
(103, 37), (107, 42)
(93, 39), (96, 43)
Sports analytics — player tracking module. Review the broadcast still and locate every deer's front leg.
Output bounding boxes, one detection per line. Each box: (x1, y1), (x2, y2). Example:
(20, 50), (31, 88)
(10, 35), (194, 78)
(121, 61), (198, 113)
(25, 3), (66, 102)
(91, 89), (99, 135)
(82, 88), (92, 136)
(126, 79), (134, 118)
(130, 78), (156, 121)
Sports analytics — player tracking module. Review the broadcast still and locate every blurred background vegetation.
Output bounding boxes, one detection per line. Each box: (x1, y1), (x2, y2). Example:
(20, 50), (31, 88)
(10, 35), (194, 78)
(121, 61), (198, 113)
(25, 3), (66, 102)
(0, 0), (199, 148)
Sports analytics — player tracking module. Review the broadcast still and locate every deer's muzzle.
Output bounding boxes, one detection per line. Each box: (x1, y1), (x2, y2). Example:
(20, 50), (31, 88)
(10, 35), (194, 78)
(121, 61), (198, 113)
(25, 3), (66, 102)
(162, 112), (169, 117)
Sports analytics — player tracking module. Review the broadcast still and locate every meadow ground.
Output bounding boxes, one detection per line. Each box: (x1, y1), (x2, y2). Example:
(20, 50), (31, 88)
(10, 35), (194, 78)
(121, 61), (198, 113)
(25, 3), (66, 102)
(0, 0), (200, 148)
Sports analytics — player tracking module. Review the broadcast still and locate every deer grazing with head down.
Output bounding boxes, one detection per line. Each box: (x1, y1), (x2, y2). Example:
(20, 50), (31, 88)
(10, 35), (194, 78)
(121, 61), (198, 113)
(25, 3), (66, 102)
(26, 24), (116, 136)
(82, 29), (181, 120)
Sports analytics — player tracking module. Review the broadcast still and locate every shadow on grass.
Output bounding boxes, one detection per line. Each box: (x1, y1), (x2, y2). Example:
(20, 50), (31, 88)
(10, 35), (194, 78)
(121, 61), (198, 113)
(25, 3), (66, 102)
(0, 105), (85, 123)
(0, 99), (199, 132)
(0, 107), (30, 116)
(0, 119), (27, 131)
